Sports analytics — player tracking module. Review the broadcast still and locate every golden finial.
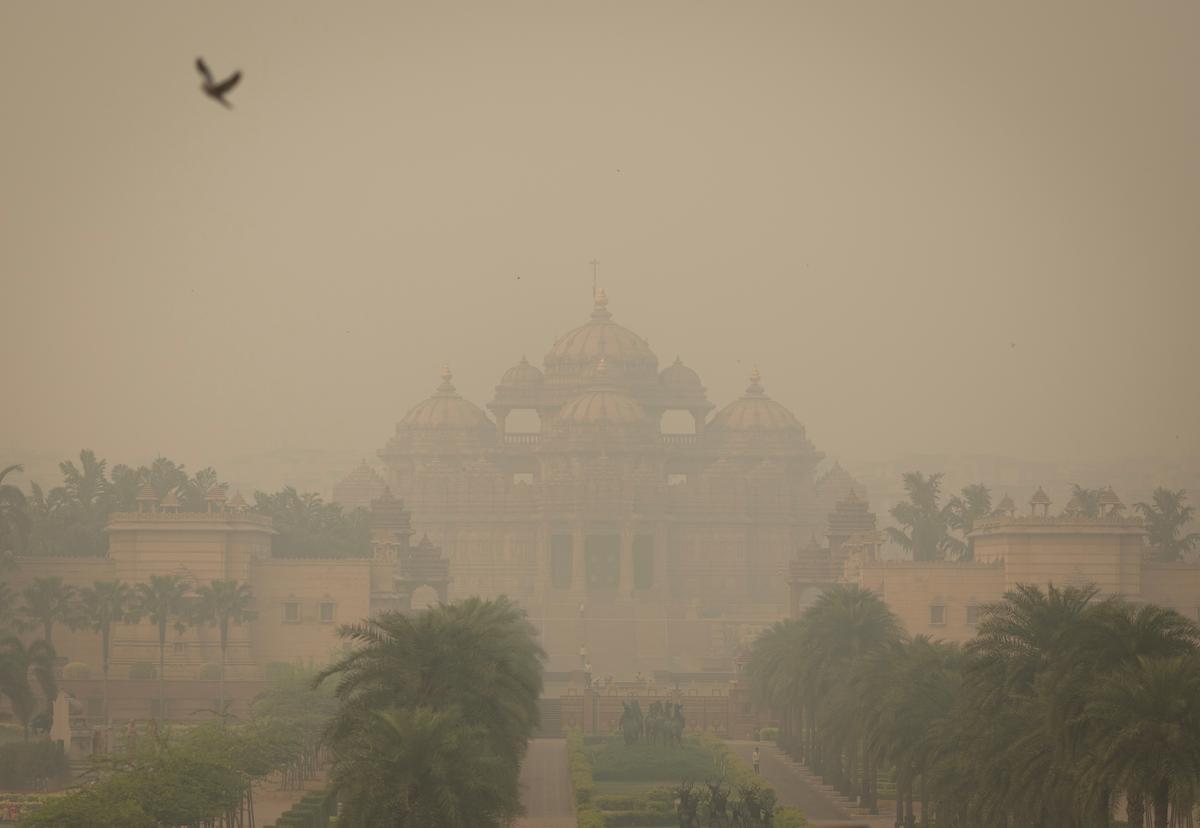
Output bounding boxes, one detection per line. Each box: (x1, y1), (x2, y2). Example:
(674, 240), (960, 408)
(595, 357), (609, 377)
(440, 365), (452, 382)
(594, 287), (608, 307)
(750, 366), (761, 384)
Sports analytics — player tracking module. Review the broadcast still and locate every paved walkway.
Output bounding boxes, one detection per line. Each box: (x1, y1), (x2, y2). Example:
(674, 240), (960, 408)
(515, 738), (576, 828)
(728, 741), (852, 821)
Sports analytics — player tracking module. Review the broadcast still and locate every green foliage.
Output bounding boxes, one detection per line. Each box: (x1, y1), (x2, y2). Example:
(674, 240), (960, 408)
(23, 674), (336, 827)
(1136, 487), (1200, 562)
(0, 635), (57, 739)
(318, 596), (545, 827)
(886, 471), (958, 561)
(589, 735), (718, 782)
(0, 464), (30, 564)
(757, 726), (779, 742)
(747, 581), (1200, 827)
(21, 451), (227, 557)
(0, 740), (69, 789)
(16, 576), (79, 646)
(252, 487), (370, 558)
(567, 727), (596, 805)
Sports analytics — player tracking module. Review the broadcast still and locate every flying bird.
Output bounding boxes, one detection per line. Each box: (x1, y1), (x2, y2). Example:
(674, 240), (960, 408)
(196, 57), (242, 108)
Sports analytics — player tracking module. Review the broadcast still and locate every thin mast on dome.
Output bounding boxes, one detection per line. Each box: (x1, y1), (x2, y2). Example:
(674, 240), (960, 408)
(589, 259), (599, 299)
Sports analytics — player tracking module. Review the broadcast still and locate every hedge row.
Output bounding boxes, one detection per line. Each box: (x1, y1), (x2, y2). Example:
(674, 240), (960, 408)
(566, 728), (605, 827)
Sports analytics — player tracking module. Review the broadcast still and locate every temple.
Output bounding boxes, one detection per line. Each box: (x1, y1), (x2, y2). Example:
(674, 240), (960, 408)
(362, 289), (837, 673)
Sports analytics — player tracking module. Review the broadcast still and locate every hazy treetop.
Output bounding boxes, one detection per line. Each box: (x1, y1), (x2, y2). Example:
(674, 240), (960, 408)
(2, 1), (1197, 466)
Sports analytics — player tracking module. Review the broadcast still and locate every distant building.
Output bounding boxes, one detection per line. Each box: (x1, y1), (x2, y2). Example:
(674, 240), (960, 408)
(790, 486), (1200, 641)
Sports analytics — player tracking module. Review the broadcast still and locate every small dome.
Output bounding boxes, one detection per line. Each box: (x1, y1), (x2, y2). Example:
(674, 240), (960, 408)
(160, 489), (181, 509)
(555, 359), (647, 426)
(660, 357), (703, 392)
(1030, 486), (1051, 505)
(401, 367), (494, 430)
(709, 368), (801, 432)
(205, 483), (227, 501)
(499, 356), (544, 388)
(135, 482), (158, 502)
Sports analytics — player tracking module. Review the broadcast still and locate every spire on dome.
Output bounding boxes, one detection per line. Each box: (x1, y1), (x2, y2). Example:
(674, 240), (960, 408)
(437, 366), (456, 394)
(590, 287), (613, 320)
(746, 367), (765, 395)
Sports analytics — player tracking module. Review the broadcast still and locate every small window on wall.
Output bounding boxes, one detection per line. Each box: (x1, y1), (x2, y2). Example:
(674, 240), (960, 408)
(965, 605), (980, 626)
(284, 602), (300, 623)
(319, 602), (335, 623)
(930, 605), (946, 626)
(172, 641), (185, 656)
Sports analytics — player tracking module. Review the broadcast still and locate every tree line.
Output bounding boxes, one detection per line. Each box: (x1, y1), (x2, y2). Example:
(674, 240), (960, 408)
(748, 583), (1200, 828)
(22, 667), (337, 827)
(886, 472), (1197, 562)
(0, 573), (256, 737)
(0, 452), (370, 560)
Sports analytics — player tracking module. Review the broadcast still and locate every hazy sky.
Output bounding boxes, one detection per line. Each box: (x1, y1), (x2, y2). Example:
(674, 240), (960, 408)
(2, 1), (1198, 473)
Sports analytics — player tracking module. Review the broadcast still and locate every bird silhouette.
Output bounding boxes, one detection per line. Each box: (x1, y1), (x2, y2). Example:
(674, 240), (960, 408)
(196, 58), (242, 108)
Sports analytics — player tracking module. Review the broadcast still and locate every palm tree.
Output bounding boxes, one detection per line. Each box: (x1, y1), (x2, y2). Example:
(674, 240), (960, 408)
(317, 596), (544, 825)
(1067, 484), (1104, 518)
(1085, 655), (1200, 828)
(17, 576), (78, 647)
(79, 580), (133, 725)
(1135, 488), (1200, 563)
(0, 635), (58, 740)
(887, 472), (956, 561)
(333, 705), (523, 826)
(0, 464), (31, 564)
(945, 483), (992, 561)
(194, 580), (256, 712)
(131, 574), (190, 718)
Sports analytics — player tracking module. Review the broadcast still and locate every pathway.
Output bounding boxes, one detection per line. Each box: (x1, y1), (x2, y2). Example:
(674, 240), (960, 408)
(515, 738), (576, 828)
(728, 741), (893, 825)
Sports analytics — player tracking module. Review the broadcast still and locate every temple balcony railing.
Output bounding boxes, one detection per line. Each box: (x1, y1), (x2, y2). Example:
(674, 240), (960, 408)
(660, 434), (698, 447)
(503, 433), (542, 446)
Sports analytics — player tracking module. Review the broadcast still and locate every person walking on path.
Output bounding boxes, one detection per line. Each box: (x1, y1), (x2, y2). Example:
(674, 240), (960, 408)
(753, 747), (761, 775)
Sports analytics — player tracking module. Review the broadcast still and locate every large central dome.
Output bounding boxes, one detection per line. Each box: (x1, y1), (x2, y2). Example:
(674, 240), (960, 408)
(544, 289), (658, 385)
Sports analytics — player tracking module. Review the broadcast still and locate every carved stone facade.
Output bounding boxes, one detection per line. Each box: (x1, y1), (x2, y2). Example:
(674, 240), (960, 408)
(368, 290), (829, 671)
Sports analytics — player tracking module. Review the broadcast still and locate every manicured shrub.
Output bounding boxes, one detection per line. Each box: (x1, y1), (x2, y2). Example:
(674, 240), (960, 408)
(588, 735), (718, 781)
(566, 728), (595, 805)
(758, 726), (780, 742)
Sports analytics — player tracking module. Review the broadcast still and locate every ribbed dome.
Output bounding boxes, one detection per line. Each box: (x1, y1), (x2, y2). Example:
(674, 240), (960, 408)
(555, 359), (646, 425)
(709, 369), (801, 431)
(401, 367), (493, 429)
(545, 290), (658, 373)
(499, 356), (544, 387)
(660, 357), (703, 392)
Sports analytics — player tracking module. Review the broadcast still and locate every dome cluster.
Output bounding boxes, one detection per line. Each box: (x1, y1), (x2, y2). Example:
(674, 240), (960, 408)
(381, 290), (814, 455)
